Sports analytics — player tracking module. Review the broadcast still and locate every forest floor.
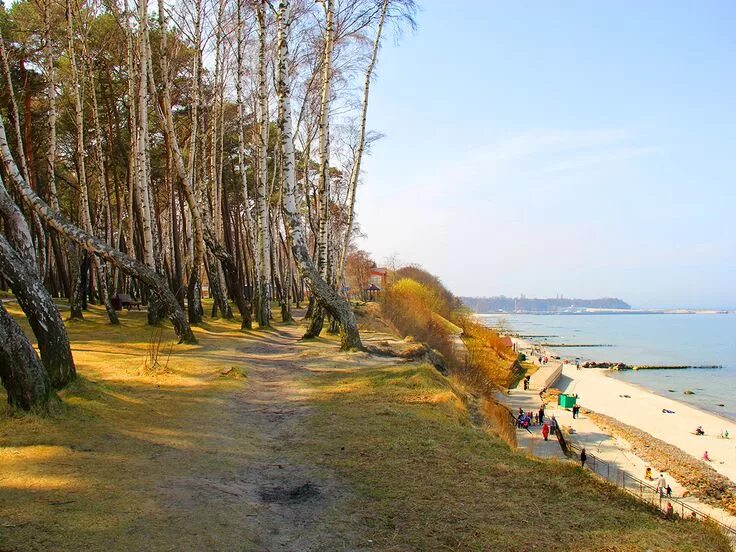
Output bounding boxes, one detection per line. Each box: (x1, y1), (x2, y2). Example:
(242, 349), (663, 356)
(0, 302), (730, 551)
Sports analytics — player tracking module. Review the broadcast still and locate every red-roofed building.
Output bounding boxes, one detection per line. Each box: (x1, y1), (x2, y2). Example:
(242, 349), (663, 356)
(369, 268), (388, 289)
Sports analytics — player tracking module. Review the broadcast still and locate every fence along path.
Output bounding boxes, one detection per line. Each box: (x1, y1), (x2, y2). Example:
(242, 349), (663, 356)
(565, 440), (736, 546)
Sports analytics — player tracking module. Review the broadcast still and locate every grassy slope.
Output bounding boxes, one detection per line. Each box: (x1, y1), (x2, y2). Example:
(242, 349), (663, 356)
(302, 362), (729, 551)
(0, 301), (729, 551)
(0, 302), (263, 550)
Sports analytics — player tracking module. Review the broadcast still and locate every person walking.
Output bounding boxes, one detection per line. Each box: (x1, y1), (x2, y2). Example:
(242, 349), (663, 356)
(538, 406), (545, 425)
(542, 423), (550, 441)
(580, 447), (587, 468)
(656, 474), (667, 497)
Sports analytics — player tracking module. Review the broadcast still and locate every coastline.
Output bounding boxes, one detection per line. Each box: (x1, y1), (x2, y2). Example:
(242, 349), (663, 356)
(555, 365), (736, 484)
(498, 333), (736, 535)
(507, 332), (736, 485)
(603, 370), (736, 425)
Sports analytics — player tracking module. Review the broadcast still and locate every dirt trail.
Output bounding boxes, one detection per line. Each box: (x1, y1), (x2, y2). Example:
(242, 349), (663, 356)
(0, 308), (360, 552)
(224, 324), (345, 551)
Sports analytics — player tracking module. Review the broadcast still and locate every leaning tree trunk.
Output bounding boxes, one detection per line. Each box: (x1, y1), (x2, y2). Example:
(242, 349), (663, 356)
(305, 0), (335, 339)
(276, 0), (361, 350)
(0, 116), (196, 344)
(0, 302), (51, 411)
(0, 119), (75, 388)
(0, 231), (76, 388)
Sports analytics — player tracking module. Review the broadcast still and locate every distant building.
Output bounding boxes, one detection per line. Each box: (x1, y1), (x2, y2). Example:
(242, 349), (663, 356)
(369, 267), (388, 289)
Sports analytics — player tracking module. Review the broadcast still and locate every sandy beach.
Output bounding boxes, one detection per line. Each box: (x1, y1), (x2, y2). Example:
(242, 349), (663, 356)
(500, 336), (736, 537)
(556, 365), (736, 484)
(513, 335), (736, 484)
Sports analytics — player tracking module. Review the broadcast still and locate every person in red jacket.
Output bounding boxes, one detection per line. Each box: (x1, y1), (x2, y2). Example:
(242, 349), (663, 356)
(542, 423), (550, 441)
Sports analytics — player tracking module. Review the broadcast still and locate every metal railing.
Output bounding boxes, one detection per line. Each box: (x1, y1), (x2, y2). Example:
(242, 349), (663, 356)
(566, 441), (736, 540)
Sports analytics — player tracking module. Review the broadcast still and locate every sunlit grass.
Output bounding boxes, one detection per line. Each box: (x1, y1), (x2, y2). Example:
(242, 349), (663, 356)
(0, 300), (263, 550)
(0, 298), (729, 551)
(302, 361), (730, 551)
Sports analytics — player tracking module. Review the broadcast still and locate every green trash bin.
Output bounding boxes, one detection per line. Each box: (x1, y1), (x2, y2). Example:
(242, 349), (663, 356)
(558, 394), (577, 408)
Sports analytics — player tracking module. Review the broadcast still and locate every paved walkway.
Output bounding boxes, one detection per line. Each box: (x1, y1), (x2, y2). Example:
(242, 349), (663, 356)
(494, 385), (566, 460)
(547, 399), (736, 537)
(510, 337), (562, 390)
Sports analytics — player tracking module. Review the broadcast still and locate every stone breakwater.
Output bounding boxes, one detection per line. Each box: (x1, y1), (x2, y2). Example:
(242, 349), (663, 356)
(587, 411), (736, 516)
(582, 361), (723, 370)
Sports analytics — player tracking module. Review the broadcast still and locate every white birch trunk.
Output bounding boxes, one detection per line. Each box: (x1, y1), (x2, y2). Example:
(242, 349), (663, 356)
(153, 0), (205, 323)
(276, 0), (361, 350)
(135, 0), (156, 270)
(255, 1), (272, 327)
(337, 0), (389, 286)
(236, 0), (257, 300)
(316, 0), (334, 282)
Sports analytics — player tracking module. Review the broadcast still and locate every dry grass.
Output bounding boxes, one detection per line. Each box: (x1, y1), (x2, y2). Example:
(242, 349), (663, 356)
(302, 361), (730, 551)
(0, 301), (265, 551)
(457, 319), (523, 390)
(0, 300), (730, 551)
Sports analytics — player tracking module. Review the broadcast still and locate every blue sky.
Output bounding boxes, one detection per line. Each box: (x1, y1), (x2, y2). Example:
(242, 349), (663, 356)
(356, 0), (736, 309)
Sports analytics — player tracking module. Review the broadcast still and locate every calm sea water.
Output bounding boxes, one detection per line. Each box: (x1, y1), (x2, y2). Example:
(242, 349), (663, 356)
(478, 313), (736, 421)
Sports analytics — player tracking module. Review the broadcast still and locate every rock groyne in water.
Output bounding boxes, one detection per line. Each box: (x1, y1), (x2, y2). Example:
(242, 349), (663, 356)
(582, 361), (723, 371)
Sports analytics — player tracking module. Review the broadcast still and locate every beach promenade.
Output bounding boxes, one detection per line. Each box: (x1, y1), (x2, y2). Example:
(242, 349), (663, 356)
(556, 364), (736, 484)
(497, 372), (736, 539)
(497, 335), (736, 541)
(493, 388), (566, 459)
(547, 391), (736, 533)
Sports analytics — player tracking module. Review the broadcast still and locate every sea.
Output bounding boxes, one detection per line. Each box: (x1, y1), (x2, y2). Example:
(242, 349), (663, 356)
(478, 313), (736, 421)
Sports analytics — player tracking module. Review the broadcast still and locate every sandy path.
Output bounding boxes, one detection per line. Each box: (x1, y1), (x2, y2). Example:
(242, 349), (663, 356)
(223, 324), (345, 551)
(0, 310), (354, 552)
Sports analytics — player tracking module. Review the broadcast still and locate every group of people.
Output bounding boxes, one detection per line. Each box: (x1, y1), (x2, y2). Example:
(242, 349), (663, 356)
(645, 468), (673, 497)
(516, 406), (548, 428)
(693, 426), (717, 461)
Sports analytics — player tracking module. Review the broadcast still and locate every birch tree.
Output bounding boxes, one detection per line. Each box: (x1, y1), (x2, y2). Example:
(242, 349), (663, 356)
(0, 114), (197, 344)
(276, 0), (361, 350)
(337, 0), (388, 285)
(303, 0), (335, 339)
(254, 0), (271, 328)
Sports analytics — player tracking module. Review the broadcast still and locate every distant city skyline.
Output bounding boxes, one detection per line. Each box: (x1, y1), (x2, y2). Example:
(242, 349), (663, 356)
(356, 0), (736, 310)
